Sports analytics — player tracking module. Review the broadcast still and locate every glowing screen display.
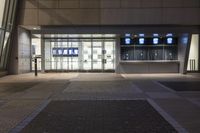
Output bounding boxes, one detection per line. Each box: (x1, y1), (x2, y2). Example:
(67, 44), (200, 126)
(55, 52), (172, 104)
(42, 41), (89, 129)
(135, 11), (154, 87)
(167, 38), (173, 44)
(153, 38), (159, 44)
(125, 38), (131, 45)
(139, 38), (145, 44)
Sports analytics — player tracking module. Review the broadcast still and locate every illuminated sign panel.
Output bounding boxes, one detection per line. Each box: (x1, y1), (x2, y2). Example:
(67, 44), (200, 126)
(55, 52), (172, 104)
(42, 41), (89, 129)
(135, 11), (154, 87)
(52, 48), (78, 57)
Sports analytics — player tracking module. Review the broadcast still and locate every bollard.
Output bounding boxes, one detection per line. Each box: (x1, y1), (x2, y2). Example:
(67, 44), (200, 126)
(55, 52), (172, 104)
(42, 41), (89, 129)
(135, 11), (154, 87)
(34, 58), (38, 76)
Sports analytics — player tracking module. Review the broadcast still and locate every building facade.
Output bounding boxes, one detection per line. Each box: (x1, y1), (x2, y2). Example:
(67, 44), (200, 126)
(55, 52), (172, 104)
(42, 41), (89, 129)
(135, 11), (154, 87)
(1, 0), (200, 74)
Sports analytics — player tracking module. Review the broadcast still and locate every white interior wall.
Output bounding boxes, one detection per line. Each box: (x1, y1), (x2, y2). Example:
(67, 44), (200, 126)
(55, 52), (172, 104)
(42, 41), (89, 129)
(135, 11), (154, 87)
(32, 38), (41, 55)
(187, 34), (199, 71)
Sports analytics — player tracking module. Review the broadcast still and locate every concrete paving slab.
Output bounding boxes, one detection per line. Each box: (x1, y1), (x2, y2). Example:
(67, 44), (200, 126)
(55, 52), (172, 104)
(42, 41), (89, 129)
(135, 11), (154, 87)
(20, 100), (178, 133)
(0, 100), (43, 133)
(146, 92), (181, 99)
(154, 99), (200, 133)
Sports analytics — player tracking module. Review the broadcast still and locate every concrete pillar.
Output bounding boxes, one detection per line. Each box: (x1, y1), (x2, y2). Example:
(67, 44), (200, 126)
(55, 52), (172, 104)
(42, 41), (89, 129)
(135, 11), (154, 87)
(115, 34), (121, 74)
(178, 33), (192, 74)
(41, 36), (45, 73)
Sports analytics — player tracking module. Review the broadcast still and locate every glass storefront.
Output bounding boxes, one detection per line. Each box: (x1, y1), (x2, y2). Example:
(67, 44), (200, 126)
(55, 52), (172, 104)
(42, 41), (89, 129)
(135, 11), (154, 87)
(120, 34), (178, 61)
(0, 0), (18, 70)
(44, 38), (116, 72)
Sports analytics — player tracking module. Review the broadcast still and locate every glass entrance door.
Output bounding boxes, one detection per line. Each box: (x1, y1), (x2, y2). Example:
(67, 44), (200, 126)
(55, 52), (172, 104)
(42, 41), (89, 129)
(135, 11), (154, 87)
(43, 35), (116, 72)
(92, 40), (103, 70)
(104, 41), (115, 70)
(82, 41), (92, 70)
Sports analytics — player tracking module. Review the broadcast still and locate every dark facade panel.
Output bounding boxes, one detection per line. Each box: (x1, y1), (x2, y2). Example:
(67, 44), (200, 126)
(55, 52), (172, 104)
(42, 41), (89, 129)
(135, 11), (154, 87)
(18, 0), (200, 26)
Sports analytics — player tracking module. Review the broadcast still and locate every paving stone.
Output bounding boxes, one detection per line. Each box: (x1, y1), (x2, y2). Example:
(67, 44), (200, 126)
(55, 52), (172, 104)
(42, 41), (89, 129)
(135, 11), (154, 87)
(159, 81), (200, 91)
(146, 92), (180, 99)
(20, 100), (177, 133)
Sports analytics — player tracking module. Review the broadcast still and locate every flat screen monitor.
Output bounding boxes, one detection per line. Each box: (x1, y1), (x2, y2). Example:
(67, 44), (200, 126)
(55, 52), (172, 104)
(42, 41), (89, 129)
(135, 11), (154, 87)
(163, 37), (178, 45)
(153, 38), (159, 45)
(139, 38), (145, 44)
(121, 38), (134, 45)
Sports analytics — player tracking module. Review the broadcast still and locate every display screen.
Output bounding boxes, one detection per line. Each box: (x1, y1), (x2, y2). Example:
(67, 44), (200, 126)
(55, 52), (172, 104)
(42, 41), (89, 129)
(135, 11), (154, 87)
(139, 38), (145, 44)
(52, 48), (78, 57)
(163, 37), (178, 45)
(167, 38), (173, 44)
(121, 36), (178, 45)
(125, 38), (131, 45)
(153, 38), (160, 44)
(121, 38), (134, 45)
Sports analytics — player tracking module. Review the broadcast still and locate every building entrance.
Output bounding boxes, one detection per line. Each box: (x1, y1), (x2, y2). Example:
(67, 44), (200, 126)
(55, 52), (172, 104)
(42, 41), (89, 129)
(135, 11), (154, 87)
(43, 34), (116, 72)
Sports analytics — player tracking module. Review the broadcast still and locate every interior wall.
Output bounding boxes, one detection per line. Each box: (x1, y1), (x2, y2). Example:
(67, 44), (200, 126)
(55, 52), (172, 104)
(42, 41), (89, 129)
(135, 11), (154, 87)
(187, 34), (199, 71)
(19, 0), (200, 26)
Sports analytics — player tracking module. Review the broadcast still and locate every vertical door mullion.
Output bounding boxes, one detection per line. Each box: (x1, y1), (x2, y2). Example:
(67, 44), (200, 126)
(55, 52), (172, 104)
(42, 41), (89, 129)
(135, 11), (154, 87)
(102, 39), (105, 72)
(91, 38), (93, 70)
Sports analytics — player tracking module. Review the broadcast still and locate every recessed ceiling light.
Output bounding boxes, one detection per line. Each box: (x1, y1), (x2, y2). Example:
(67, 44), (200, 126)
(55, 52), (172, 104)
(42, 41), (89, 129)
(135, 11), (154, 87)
(33, 27), (37, 30)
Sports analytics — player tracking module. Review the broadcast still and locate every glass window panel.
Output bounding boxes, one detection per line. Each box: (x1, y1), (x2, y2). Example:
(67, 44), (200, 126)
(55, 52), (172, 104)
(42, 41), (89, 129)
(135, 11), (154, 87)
(0, 0), (6, 27)
(6, 0), (15, 31)
(0, 29), (4, 54)
(0, 32), (10, 68)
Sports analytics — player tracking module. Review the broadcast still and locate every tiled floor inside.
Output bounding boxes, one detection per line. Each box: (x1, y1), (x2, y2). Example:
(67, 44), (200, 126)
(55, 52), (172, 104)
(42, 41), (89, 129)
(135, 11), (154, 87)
(0, 73), (199, 133)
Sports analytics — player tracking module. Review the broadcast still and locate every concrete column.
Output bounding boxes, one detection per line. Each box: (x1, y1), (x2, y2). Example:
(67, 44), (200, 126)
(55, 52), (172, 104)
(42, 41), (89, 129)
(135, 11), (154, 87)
(178, 33), (192, 74)
(41, 36), (45, 73)
(115, 34), (121, 74)
(17, 27), (32, 74)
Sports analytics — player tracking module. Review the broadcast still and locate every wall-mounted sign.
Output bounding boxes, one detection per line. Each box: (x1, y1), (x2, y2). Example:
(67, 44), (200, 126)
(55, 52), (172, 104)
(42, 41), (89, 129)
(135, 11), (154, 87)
(52, 48), (78, 57)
